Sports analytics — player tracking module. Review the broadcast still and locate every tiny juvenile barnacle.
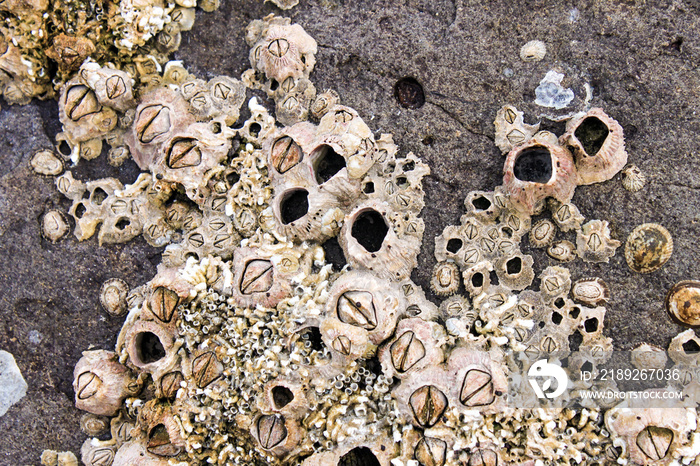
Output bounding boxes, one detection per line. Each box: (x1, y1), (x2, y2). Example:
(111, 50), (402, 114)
(547, 240), (577, 262)
(625, 223), (673, 273)
(520, 40), (547, 62)
(100, 278), (129, 316)
(41, 210), (70, 243)
(621, 164), (646, 192)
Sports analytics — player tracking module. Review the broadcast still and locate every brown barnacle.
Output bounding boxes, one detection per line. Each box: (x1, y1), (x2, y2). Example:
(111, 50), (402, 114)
(547, 240), (577, 262)
(100, 278), (129, 316)
(467, 448), (499, 466)
(58, 78), (117, 142)
(30, 149), (64, 176)
(666, 281), (700, 327)
(73, 350), (140, 416)
(576, 220), (621, 263)
(270, 135), (304, 174)
(191, 351), (223, 388)
(414, 436), (447, 466)
(310, 89), (340, 120)
(138, 401), (186, 459)
(502, 131), (577, 215)
(409, 385), (448, 427)
(378, 318), (444, 379)
(560, 108), (627, 185)
(158, 371), (184, 400)
(148, 287), (179, 323)
(494, 253), (535, 291)
(621, 164), (646, 192)
(493, 104), (540, 154)
(337, 290), (377, 329)
(41, 210), (70, 243)
(166, 137), (202, 169)
(571, 277), (610, 307)
(529, 218), (557, 247)
(79, 413), (110, 437)
(625, 223), (673, 273)
(430, 261), (461, 296)
(45, 34), (95, 75)
(136, 104), (171, 144)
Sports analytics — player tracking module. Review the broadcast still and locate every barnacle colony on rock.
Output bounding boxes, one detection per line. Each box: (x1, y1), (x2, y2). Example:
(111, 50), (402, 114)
(18, 3), (699, 465)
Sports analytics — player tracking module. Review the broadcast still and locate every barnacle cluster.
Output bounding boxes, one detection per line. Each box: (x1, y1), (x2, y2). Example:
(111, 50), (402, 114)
(17, 2), (700, 465)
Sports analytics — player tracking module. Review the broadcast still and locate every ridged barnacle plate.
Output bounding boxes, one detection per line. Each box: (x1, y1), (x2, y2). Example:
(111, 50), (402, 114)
(666, 281), (700, 327)
(624, 223), (673, 273)
(571, 277), (610, 306)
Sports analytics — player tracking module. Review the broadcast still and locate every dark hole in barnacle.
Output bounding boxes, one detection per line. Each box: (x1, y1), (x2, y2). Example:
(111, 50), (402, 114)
(280, 189), (309, 225)
(135, 332), (166, 364)
(554, 298), (566, 308)
(321, 236), (346, 271)
(299, 326), (324, 352)
(269, 79), (279, 91)
(351, 209), (388, 253)
(74, 202), (86, 218)
(249, 123), (261, 137)
(471, 272), (484, 288)
(513, 146), (552, 183)
(506, 257), (522, 275)
(446, 238), (463, 254)
(569, 307), (581, 319)
(501, 226), (514, 238)
(91, 187), (108, 206)
(338, 447), (380, 466)
(226, 171), (240, 187)
(568, 330), (583, 352)
(396, 176), (408, 188)
(57, 140), (72, 157)
(363, 181), (374, 194)
(365, 356), (383, 377)
(472, 196), (491, 211)
(272, 386), (294, 409)
(552, 312), (563, 325)
(184, 252), (199, 261)
(538, 321), (545, 329)
(682, 339), (700, 354)
(394, 77), (425, 109)
(584, 317), (599, 333)
(580, 361), (593, 373)
(574, 117), (609, 156)
(403, 160), (415, 171)
(407, 304), (422, 316)
(312, 144), (346, 184)
(148, 423), (180, 457)
(211, 122), (221, 134)
(115, 217), (131, 230)
(422, 135), (434, 146)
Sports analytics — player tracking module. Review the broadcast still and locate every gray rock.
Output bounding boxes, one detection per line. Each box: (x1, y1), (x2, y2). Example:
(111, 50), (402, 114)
(0, 350), (27, 418)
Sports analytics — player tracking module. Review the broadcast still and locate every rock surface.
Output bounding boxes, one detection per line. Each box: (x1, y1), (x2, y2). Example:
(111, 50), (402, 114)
(0, 350), (27, 418)
(1, 0), (700, 463)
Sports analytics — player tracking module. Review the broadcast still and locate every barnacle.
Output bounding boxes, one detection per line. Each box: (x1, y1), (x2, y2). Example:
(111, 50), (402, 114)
(30, 149), (64, 176)
(576, 219), (621, 263)
(520, 40), (547, 62)
(625, 223), (673, 273)
(41, 209), (70, 242)
(100, 278), (130, 317)
(666, 281), (700, 327)
(621, 163), (646, 192)
(502, 131), (577, 215)
(430, 261), (461, 296)
(547, 240), (577, 262)
(560, 108), (627, 185)
(571, 277), (610, 307)
(529, 218), (557, 247)
(73, 350), (140, 417)
(631, 343), (668, 370)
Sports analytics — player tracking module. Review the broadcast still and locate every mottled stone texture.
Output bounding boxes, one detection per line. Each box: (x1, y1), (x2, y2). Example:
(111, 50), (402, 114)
(1, 0), (699, 463)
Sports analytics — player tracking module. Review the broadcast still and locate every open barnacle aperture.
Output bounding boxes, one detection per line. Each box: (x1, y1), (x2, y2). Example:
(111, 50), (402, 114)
(502, 131), (577, 215)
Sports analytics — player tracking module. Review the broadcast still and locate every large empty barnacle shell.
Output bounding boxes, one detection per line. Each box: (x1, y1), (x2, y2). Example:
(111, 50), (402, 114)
(576, 220), (621, 263)
(502, 131), (577, 215)
(625, 223), (673, 273)
(494, 104), (540, 154)
(560, 108), (627, 185)
(621, 164), (646, 192)
(494, 253), (535, 290)
(666, 281), (700, 327)
(547, 240), (577, 262)
(571, 277), (610, 306)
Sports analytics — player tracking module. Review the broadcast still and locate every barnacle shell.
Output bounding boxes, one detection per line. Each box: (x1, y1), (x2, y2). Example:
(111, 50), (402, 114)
(631, 343), (668, 370)
(40, 450), (78, 466)
(502, 131), (577, 215)
(227, 246), (295, 309)
(494, 252), (535, 291)
(520, 40), (547, 62)
(80, 63), (135, 112)
(538, 266), (572, 301)
(41, 210), (70, 243)
(58, 77), (118, 142)
(463, 261), (493, 298)
(571, 277), (610, 306)
(625, 223), (673, 273)
(393, 366), (450, 428)
(339, 201), (421, 281)
(112, 439), (171, 466)
(560, 108), (627, 185)
(100, 278), (130, 316)
(621, 164), (646, 192)
(666, 281), (700, 327)
(576, 220), (621, 263)
(548, 199), (585, 232)
(446, 348), (508, 413)
(301, 435), (397, 466)
(80, 413), (110, 437)
(73, 350), (140, 416)
(378, 317), (445, 379)
(430, 261), (461, 296)
(669, 329), (700, 365)
(81, 439), (117, 466)
(547, 240), (577, 262)
(30, 149), (64, 176)
(529, 218), (557, 247)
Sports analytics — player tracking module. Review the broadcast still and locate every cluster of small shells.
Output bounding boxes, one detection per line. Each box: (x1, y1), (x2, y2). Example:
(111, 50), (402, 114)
(19, 3), (699, 465)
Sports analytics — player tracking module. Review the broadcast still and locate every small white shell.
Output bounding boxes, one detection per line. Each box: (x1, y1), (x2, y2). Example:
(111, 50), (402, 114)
(41, 210), (70, 243)
(621, 163), (646, 192)
(520, 40), (547, 62)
